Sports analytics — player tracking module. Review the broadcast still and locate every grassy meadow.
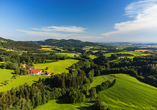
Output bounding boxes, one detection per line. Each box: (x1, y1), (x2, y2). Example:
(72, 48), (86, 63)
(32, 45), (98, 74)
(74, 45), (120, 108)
(103, 51), (145, 57)
(0, 69), (13, 83)
(103, 51), (151, 61)
(34, 59), (79, 74)
(34, 99), (80, 110)
(98, 74), (157, 110)
(0, 75), (49, 92)
(89, 55), (97, 59)
(90, 75), (115, 89)
(55, 53), (76, 57)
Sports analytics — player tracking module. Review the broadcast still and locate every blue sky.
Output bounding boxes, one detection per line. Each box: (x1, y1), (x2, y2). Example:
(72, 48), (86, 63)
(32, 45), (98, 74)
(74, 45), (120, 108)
(0, 0), (157, 42)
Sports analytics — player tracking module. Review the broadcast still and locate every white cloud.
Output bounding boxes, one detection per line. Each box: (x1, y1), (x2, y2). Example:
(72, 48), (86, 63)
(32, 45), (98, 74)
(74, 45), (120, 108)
(102, 0), (157, 37)
(17, 29), (102, 41)
(32, 26), (86, 33)
(74, 36), (103, 39)
(17, 29), (75, 39)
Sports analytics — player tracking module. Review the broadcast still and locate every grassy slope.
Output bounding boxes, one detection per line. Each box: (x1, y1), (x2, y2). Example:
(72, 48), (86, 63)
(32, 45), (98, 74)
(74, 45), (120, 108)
(104, 51), (151, 57)
(0, 69), (13, 83)
(98, 74), (157, 110)
(55, 53), (75, 57)
(0, 75), (49, 92)
(34, 59), (78, 74)
(89, 55), (97, 59)
(34, 74), (157, 110)
(34, 100), (80, 110)
(90, 75), (115, 89)
(55, 53), (80, 58)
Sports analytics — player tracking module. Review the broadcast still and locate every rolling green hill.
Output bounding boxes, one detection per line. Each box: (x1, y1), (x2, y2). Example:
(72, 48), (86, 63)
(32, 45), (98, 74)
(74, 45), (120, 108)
(33, 74), (157, 110)
(0, 37), (41, 51)
(97, 74), (157, 110)
(28, 39), (100, 48)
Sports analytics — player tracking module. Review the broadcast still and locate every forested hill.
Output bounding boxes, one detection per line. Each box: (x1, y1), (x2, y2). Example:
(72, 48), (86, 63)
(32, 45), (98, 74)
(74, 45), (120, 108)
(0, 37), (41, 51)
(28, 39), (100, 48)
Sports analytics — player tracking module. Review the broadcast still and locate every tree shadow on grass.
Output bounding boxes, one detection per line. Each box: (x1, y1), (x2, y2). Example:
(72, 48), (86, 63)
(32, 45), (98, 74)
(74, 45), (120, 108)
(56, 99), (95, 110)
(76, 101), (94, 110)
(11, 72), (16, 74)
(56, 99), (66, 104)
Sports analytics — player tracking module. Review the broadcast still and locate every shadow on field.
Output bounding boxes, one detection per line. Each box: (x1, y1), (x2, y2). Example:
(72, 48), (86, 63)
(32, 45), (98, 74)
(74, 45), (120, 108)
(76, 103), (94, 110)
(56, 99), (66, 104)
(0, 64), (3, 69)
(77, 106), (92, 110)
(11, 72), (16, 74)
(108, 57), (114, 61)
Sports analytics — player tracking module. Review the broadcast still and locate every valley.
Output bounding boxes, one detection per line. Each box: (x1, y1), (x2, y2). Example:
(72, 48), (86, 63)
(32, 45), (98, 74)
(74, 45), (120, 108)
(0, 38), (157, 110)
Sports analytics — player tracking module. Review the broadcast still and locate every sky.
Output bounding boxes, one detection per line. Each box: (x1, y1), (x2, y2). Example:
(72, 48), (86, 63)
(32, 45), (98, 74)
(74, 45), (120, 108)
(0, 0), (157, 42)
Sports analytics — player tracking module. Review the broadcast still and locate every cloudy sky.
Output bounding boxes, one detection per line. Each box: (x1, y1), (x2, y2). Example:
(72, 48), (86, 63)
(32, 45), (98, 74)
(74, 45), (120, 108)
(0, 0), (157, 42)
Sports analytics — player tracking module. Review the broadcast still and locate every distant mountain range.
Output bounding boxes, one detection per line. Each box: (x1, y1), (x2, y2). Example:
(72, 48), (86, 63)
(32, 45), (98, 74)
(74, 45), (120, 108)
(0, 37), (114, 50)
(28, 39), (100, 48)
(0, 37), (41, 51)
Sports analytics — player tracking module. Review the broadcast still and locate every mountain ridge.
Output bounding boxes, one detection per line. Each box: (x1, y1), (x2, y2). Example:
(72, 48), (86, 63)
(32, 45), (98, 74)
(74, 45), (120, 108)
(28, 38), (100, 48)
(0, 37), (41, 51)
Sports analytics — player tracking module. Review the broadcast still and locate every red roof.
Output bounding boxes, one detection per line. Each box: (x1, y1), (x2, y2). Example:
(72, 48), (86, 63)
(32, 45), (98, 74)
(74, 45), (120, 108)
(46, 72), (50, 74)
(22, 64), (26, 67)
(42, 72), (50, 75)
(27, 69), (42, 74)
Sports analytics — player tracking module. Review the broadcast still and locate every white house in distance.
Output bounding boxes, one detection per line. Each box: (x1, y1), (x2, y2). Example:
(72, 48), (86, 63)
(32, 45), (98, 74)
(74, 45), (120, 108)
(27, 69), (42, 75)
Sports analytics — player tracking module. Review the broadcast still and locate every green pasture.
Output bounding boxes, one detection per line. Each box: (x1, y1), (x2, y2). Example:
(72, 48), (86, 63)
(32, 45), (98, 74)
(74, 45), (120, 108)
(89, 55), (97, 59)
(55, 53), (75, 57)
(0, 75), (49, 92)
(99, 74), (157, 110)
(104, 51), (151, 58)
(0, 69), (13, 83)
(34, 99), (79, 110)
(90, 75), (115, 89)
(34, 59), (79, 74)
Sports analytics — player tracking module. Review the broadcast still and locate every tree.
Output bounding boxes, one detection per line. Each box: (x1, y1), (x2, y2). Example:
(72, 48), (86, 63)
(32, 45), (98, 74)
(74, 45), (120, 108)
(45, 67), (48, 70)
(111, 54), (118, 59)
(68, 89), (86, 103)
(94, 99), (109, 110)
(89, 87), (97, 98)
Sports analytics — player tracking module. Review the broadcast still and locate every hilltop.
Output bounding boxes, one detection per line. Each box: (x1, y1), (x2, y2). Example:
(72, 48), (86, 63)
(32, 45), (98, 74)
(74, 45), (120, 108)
(0, 37), (41, 51)
(28, 39), (102, 48)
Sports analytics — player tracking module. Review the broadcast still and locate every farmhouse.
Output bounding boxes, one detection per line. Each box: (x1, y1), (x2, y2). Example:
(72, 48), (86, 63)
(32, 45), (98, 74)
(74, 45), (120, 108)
(27, 69), (42, 75)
